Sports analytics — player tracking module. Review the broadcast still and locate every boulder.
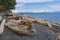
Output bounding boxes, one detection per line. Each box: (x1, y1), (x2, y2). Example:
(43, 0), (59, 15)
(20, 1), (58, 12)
(5, 20), (36, 35)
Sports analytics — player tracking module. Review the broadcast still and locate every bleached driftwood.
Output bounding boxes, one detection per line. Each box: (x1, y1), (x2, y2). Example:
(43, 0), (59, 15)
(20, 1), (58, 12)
(7, 14), (60, 29)
(5, 20), (36, 35)
(6, 13), (60, 39)
(0, 19), (5, 35)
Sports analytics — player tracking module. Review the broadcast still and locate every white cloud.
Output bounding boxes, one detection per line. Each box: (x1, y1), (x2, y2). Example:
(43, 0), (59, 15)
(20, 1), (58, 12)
(43, 5), (60, 10)
(12, 9), (59, 13)
(16, 4), (24, 7)
(12, 10), (26, 13)
(16, 0), (54, 7)
(12, 10), (19, 13)
(16, 0), (53, 3)
(13, 5), (60, 13)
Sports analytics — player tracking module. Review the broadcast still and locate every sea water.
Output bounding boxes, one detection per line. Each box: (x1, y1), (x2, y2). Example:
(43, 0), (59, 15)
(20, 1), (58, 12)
(22, 13), (60, 23)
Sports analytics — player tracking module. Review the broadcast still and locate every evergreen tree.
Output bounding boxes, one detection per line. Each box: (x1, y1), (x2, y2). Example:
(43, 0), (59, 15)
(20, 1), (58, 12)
(0, 0), (16, 12)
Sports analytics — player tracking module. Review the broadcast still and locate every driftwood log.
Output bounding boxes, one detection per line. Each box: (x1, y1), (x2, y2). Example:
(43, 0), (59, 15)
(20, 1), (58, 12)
(0, 19), (5, 35)
(6, 13), (60, 31)
(5, 20), (36, 35)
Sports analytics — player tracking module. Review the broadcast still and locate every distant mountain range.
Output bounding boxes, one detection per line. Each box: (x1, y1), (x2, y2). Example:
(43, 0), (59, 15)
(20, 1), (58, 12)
(16, 11), (60, 14)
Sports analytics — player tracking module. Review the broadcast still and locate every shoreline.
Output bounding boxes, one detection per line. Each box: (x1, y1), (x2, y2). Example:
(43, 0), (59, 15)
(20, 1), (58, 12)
(0, 13), (60, 40)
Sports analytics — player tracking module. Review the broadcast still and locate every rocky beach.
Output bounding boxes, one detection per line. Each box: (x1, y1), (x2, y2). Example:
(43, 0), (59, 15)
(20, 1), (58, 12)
(0, 13), (60, 40)
(0, 0), (60, 40)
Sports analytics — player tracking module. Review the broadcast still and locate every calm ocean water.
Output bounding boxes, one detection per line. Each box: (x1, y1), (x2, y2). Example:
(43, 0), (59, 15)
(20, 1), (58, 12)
(20, 13), (60, 23)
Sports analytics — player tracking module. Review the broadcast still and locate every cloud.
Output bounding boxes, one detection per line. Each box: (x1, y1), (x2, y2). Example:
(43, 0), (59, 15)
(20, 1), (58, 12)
(12, 10), (26, 13)
(13, 0), (60, 13)
(43, 5), (60, 10)
(16, 0), (53, 3)
(16, 2), (25, 7)
(12, 5), (60, 13)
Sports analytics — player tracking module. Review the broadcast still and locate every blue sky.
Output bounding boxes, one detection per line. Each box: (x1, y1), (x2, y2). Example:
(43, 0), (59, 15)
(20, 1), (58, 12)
(12, 0), (60, 13)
